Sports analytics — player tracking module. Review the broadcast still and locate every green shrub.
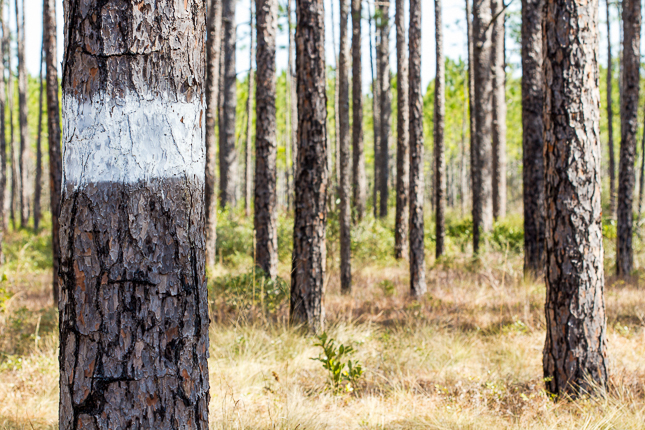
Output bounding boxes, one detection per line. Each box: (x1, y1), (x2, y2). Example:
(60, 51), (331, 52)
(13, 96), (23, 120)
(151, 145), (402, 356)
(311, 332), (364, 394)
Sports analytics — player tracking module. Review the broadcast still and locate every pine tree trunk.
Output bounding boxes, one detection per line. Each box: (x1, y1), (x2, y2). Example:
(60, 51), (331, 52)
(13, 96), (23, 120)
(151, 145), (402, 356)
(616, 0), (641, 277)
(521, 0), (545, 277)
(394, 0), (409, 260)
(291, 0), (328, 333)
(15, 0), (27, 228)
(59, 1), (210, 427)
(288, 0), (297, 210)
(543, 0), (609, 397)
(0, 4), (5, 259)
(6, 22), (15, 232)
(378, 2), (391, 219)
(205, 0), (223, 268)
(339, 0), (352, 293)
(491, 0), (506, 220)
(409, 0), (426, 297)
(34, 44), (44, 233)
(607, 0), (616, 219)
(245, 6), (255, 219)
(460, 75), (468, 217)
(434, 0), (445, 259)
(255, 0), (278, 279)
(352, 0), (366, 222)
(638, 107), (645, 219)
(369, 7), (380, 218)
(220, 0), (239, 208)
(472, 0), (494, 254)
(466, 0), (475, 221)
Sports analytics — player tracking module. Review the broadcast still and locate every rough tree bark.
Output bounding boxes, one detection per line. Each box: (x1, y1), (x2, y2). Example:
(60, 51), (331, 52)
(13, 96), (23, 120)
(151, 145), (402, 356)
(434, 0), (445, 259)
(606, 0), (616, 219)
(220, 0), (239, 207)
(472, 0), (494, 254)
(34, 44), (44, 232)
(543, 0), (609, 397)
(352, 0), (366, 222)
(58, 0), (210, 427)
(369, 5), (380, 218)
(291, 0), (328, 333)
(377, 2), (391, 219)
(394, 0), (409, 260)
(491, 0), (506, 220)
(409, 0), (425, 297)
(205, 0), (222, 267)
(339, 0), (351, 293)
(521, 0), (545, 277)
(255, 0), (278, 279)
(616, 0), (641, 277)
(245, 5), (255, 219)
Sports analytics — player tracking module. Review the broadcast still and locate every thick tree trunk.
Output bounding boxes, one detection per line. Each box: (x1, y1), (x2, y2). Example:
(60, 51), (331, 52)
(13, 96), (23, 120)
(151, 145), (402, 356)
(466, 0), (475, 220)
(339, 0), (352, 293)
(394, 0), (409, 260)
(220, 0), (239, 208)
(606, 0), (616, 219)
(245, 6), (255, 219)
(616, 0), (641, 277)
(369, 6), (380, 218)
(255, 0), (278, 279)
(377, 2), (390, 219)
(59, 1), (210, 427)
(205, 0), (223, 268)
(15, 0), (27, 228)
(491, 0), (506, 220)
(434, 0), (445, 259)
(291, 0), (327, 333)
(471, 0), (494, 254)
(409, 0), (425, 297)
(521, 0), (545, 277)
(352, 0), (366, 222)
(543, 0), (609, 397)
(34, 45), (44, 233)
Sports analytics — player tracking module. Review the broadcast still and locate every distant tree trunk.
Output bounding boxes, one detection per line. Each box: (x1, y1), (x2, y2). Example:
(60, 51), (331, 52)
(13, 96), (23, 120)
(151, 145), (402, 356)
(15, 0), (27, 228)
(255, 0), (278, 279)
(339, 0), (352, 293)
(409, 0), (426, 297)
(220, 0), (239, 208)
(43, 0), (61, 303)
(606, 0), (616, 219)
(291, 0), (328, 333)
(434, 0), (445, 259)
(377, 2), (391, 219)
(352, 0), (366, 222)
(288, 0), (297, 209)
(543, 0), (609, 397)
(466, 0), (475, 220)
(245, 5), (255, 219)
(394, 0), (409, 259)
(472, 0), (494, 254)
(638, 108), (645, 219)
(6, 20), (14, 232)
(460, 75), (468, 217)
(330, 0), (339, 210)
(369, 6), (380, 218)
(617, 0), (641, 277)
(522, 0), (545, 277)
(491, 0), (506, 220)
(34, 44), (44, 233)
(0, 4), (5, 259)
(205, 0), (222, 267)
(59, 0), (210, 426)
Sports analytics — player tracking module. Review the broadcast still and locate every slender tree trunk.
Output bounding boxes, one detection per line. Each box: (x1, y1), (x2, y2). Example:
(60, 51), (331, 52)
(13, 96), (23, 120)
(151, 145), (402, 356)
(460, 74), (468, 217)
(378, 2), (391, 219)
(7, 16), (14, 232)
(638, 107), (645, 219)
(607, 0), (616, 219)
(220, 0), (239, 208)
(394, 0), (409, 259)
(245, 6), (255, 219)
(0, 4), (5, 259)
(491, 0), (506, 220)
(409, 0), (425, 297)
(434, 0), (445, 259)
(352, 0), (366, 222)
(472, 0), (494, 254)
(466, 0), (475, 222)
(15, 0), (27, 228)
(339, 0), (352, 293)
(543, 0), (609, 397)
(34, 43), (44, 233)
(205, 0), (223, 267)
(255, 0), (278, 279)
(369, 5), (380, 218)
(331, 0), (339, 210)
(617, 0), (641, 277)
(288, 0), (297, 210)
(522, 0), (545, 277)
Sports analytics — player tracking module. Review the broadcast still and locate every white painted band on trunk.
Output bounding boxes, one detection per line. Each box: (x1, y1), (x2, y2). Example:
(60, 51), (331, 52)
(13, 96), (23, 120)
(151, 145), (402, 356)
(63, 93), (205, 188)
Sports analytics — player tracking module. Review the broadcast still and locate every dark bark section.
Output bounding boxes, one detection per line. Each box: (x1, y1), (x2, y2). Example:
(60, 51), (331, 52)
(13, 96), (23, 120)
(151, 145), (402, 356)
(205, 0), (222, 267)
(606, 0), (616, 219)
(471, 0), (493, 253)
(15, 0), (28, 228)
(245, 4), (254, 219)
(339, 0), (351, 293)
(35, 45), (44, 232)
(521, 0), (545, 277)
(616, 0), (640, 277)
(351, 0), (366, 222)
(255, 0), (278, 279)
(409, 0), (425, 297)
(377, 3), (390, 219)
(220, 0), (239, 208)
(44, 0), (62, 304)
(291, 0), (327, 333)
(394, 0), (409, 260)
(434, 0), (445, 259)
(543, 0), (609, 397)
(491, 0), (506, 220)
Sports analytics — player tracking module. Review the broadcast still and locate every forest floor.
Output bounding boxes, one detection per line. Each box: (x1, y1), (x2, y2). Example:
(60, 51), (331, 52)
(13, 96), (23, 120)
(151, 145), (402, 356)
(1, 212), (645, 429)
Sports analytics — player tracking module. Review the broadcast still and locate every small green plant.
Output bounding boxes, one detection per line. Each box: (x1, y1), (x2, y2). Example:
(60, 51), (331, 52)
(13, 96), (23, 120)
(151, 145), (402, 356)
(378, 280), (396, 297)
(311, 332), (364, 393)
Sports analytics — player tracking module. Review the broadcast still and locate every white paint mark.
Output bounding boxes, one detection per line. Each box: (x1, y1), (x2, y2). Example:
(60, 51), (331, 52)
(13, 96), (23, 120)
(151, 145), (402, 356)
(63, 92), (205, 188)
